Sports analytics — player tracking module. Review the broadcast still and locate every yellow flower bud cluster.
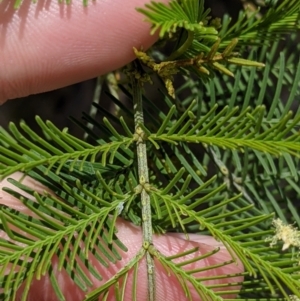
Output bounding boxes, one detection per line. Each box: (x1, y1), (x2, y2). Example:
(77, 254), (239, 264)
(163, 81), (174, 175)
(267, 218), (300, 251)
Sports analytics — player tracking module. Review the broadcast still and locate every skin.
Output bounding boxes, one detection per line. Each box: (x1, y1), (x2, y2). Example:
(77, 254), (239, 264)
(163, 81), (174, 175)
(0, 0), (165, 103)
(0, 0), (244, 300)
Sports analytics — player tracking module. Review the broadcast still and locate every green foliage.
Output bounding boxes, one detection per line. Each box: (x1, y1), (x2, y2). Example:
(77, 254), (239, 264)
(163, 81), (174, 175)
(1, 0), (300, 301)
(137, 0), (218, 38)
(138, 0), (300, 53)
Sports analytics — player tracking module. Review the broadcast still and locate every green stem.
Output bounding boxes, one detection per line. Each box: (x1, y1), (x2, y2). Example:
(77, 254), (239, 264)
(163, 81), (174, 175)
(166, 31), (194, 61)
(130, 63), (155, 301)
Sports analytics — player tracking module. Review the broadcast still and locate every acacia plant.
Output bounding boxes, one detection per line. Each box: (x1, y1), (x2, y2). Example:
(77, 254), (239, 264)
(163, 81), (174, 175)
(1, 0), (300, 300)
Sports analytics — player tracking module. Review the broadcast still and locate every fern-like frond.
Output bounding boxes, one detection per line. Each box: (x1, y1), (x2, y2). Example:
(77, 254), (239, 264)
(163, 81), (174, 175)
(149, 245), (239, 301)
(138, 0), (300, 64)
(0, 116), (134, 180)
(219, 0), (300, 47)
(244, 173), (300, 227)
(168, 37), (299, 191)
(149, 103), (300, 160)
(84, 247), (145, 301)
(136, 0), (218, 38)
(147, 173), (300, 299)
(0, 173), (133, 301)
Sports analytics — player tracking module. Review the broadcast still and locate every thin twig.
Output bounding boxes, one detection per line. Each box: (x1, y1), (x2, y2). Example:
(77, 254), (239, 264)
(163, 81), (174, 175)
(130, 62), (156, 301)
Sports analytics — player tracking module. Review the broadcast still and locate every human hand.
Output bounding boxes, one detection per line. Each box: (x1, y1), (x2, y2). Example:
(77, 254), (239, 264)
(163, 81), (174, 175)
(0, 0), (164, 104)
(0, 1), (244, 300)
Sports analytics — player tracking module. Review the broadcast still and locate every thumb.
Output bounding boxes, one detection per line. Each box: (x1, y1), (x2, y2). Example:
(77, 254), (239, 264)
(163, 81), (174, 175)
(0, 173), (244, 301)
(0, 0), (169, 104)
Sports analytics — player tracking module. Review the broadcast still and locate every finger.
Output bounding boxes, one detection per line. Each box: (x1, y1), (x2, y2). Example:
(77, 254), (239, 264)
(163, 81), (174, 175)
(14, 220), (243, 301)
(0, 0), (169, 104)
(0, 174), (244, 301)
